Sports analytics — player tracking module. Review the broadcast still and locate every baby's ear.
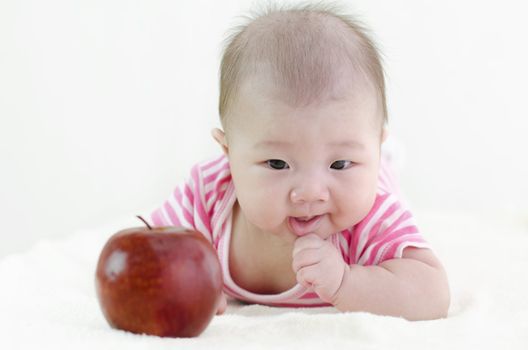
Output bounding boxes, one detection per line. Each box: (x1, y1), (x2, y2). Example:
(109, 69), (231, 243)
(211, 128), (229, 155)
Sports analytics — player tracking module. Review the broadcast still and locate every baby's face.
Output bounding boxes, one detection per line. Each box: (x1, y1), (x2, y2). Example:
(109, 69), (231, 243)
(215, 77), (386, 244)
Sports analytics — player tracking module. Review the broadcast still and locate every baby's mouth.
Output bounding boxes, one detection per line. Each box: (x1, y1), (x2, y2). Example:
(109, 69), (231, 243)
(288, 215), (324, 236)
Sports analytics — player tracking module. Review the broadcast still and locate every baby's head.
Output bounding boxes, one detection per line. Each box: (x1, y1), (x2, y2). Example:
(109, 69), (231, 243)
(212, 2), (389, 242)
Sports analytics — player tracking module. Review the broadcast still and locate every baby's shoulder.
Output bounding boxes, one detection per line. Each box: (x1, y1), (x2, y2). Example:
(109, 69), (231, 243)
(345, 189), (408, 230)
(193, 154), (232, 183)
(192, 154), (235, 210)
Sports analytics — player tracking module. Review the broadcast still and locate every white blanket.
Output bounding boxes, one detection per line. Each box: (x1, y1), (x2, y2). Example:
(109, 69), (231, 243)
(1, 209), (527, 349)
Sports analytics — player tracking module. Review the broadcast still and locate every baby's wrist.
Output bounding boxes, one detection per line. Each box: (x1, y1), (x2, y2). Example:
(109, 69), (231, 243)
(331, 263), (350, 306)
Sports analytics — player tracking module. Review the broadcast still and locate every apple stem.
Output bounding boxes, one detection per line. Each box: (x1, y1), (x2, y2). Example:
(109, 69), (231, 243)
(136, 215), (152, 230)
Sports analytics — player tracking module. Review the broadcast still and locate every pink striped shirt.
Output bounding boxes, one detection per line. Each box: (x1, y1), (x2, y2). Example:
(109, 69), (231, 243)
(148, 153), (430, 307)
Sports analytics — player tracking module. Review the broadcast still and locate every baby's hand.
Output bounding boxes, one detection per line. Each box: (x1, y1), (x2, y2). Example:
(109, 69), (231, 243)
(216, 292), (227, 315)
(292, 233), (346, 304)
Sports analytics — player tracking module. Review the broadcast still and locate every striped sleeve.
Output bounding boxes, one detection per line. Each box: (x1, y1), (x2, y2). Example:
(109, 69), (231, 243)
(349, 192), (430, 266)
(147, 155), (229, 245)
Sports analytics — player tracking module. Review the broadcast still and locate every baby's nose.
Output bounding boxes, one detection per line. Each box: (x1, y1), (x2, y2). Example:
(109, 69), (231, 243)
(290, 180), (329, 204)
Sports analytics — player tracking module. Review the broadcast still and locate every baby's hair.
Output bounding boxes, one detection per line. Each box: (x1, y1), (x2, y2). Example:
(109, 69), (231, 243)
(218, 1), (387, 136)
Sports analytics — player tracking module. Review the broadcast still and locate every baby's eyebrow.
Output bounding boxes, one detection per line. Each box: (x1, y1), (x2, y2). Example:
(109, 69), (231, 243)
(328, 140), (365, 150)
(254, 140), (364, 150)
(254, 140), (292, 148)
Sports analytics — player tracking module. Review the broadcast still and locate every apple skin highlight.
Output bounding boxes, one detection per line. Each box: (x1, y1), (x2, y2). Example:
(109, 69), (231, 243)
(95, 217), (223, 338)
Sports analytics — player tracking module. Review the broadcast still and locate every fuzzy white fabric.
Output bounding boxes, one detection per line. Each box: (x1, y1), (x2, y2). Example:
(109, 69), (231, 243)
(1, 209), (527, 349)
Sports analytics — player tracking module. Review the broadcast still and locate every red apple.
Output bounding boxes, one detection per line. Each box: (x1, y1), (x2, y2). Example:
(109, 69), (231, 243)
(95, 216), (223, 338)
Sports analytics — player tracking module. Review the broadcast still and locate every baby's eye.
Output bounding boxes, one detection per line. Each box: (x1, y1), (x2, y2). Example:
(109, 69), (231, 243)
(330, 160), (353, 170)
(266, 159), (289, 170)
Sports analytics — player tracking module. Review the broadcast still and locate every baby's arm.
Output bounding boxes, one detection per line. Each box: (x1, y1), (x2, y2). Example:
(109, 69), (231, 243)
(292, 234), (450, 320)
(333, 247), (450, 320)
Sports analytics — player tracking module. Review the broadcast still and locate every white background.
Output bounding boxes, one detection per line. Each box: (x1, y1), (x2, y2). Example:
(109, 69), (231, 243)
(1, 0), (527, 258)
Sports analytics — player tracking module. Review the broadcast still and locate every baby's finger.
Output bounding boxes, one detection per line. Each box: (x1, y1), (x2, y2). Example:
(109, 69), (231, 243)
(292, 233), (323, 257)
(292, 247), (321, 273)
(295, 263), (319, 288)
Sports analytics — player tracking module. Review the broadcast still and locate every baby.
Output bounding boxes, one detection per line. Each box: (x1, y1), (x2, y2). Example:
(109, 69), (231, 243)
(146, 2), (450, 320)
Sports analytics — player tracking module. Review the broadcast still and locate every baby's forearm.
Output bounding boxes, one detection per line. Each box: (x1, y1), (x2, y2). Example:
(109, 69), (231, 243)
(333, 259), (450, 321)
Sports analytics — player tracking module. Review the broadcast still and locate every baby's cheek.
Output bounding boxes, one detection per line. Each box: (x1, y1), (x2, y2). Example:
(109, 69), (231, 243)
(334, 183), (377, 227)
(236, 182), (285, 230)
